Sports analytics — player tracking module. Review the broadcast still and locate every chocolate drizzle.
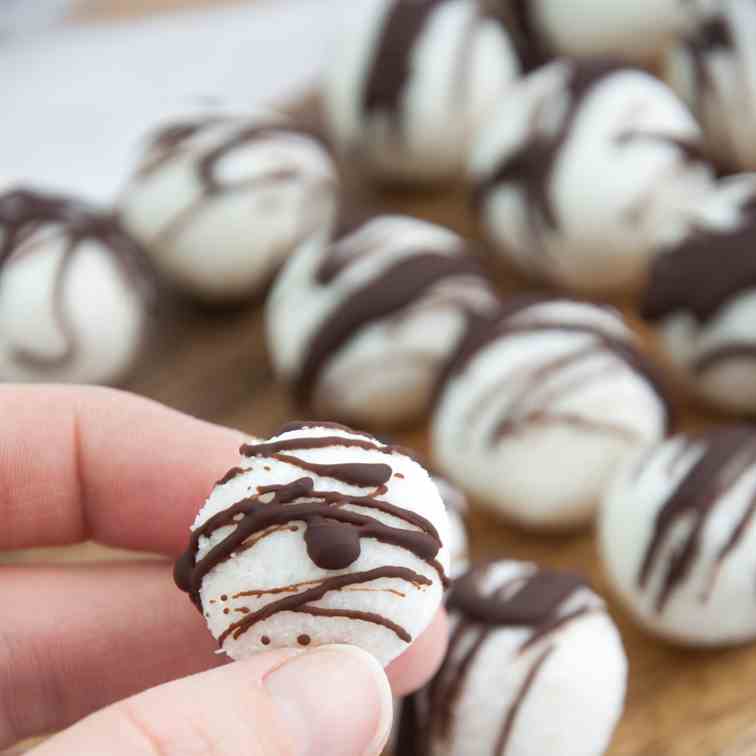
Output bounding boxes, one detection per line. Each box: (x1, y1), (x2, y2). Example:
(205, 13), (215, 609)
(401, 563), (594, 756)
(0, 187), (156, 369)
(684, 13), (733, 93)
(295, 245), (489, 404)
(479, 0), (548, 72)
(363, 0), (448, 124)
(437, 295), (672, 438)
(642, 212), (756, 326)
(638, 426), (756, 612)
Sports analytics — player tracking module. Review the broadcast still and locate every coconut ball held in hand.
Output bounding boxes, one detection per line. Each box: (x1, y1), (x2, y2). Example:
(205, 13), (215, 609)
(174, 421), (450, 666)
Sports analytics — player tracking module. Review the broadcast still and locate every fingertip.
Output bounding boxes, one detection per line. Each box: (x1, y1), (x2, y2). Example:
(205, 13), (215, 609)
(386, 609), (448, 697)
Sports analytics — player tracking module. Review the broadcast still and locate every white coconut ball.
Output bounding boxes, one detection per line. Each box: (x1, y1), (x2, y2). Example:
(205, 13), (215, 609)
(523, 0), (692, 65)
(432, 296), (671, 530)
(119, 112), (338, 304)
(400, 560), (627, 756)
(266, 215), (500, 430)
(642, 173), (756, 415)
(599, 426), (756, 646)
(0, 187), (153, 385)
(324, 0), (522, 183)
(471, 60), (714, 294)
(666, 0), (756, 172)
(174, 421), (450, 666)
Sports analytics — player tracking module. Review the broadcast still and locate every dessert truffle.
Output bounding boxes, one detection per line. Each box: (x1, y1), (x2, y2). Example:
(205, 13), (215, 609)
(503, 0), (691, 66)
(397, 561), (627, 756)
(471, 60), (713, 294)
(432, 296), (671, 530)
(666, 0), (756, 172)
(599, 426), (756, 646)
(174, 421), (450, 665)
(0, 186), (154, 385)
(323, 0), (522, 183)
(266, 215), (500, 429)
(119, 113), (338, 304)
(642, 174), (756, 415)
(433, 476), (470, 579)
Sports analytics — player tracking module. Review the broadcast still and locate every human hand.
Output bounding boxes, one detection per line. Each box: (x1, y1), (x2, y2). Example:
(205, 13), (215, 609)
(0, 385), (448, 755)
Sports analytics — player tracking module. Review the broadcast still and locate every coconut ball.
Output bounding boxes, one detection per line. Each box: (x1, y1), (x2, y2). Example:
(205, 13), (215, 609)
(119, 112), (338, 304)
(432, 296), (671, 530)
(505, 0), (691, 66)
(666, 0), (756, 172)
(0, 186), (154, 385)
(266, 215), (500, 430)
(599, 426), (756, 646)
(642, 173), (756, 415)
(174, 421), (450, 665)
(324, 0), (522, 183)
(398, 560), (627, 756)
(471, 60), (713, 294)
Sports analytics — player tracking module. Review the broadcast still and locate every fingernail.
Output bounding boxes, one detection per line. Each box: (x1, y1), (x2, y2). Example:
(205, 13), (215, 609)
(264, 644), (392, 756)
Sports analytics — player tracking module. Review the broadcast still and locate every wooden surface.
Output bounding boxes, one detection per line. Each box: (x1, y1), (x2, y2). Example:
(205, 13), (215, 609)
(7, 2), (756, 755)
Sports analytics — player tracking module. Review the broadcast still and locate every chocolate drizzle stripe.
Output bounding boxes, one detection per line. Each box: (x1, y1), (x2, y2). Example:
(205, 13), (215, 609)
(290, 605), (411, 642)
(642, 216), (756, 326)
(693, 344), (756, 375)
(638, 427), (756, 611)
(518, 606), (594, 653)
(218, 566), (430, 644)
(480, 0), (547, 72)
(362, 0), (442, 126)
(430, 620), (491, 743)
(217, 466), (246, 486)
(494, 646), (554, 756)
(295, 252), (486, 404)
(270, 453), (392, 487)
(242, 435), (392, 457)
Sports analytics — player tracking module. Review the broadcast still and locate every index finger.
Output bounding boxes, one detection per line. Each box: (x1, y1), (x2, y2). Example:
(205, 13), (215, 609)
(0, 385), (245, 555)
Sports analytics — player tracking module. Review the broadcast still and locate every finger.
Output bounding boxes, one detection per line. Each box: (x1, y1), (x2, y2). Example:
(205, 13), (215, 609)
(1, 564), (445, 747)
(385, 609), (448, 696)
(0, 385), (245, 554)
(0, 562), (223, 748)
(31, 645), (393, 756)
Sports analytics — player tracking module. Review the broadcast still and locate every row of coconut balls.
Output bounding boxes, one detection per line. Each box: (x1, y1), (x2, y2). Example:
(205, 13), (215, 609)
(3, 60), (756, 411)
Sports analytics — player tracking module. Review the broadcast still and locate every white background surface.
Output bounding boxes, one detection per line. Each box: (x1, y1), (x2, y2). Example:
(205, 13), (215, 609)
(0, 0), (363, 204)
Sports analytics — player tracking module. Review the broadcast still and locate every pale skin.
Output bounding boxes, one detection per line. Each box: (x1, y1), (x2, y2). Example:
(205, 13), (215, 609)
(0, 385), (448, 755)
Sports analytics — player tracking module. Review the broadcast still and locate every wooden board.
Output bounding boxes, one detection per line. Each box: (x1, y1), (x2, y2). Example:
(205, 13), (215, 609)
(7, 2), (756, 754)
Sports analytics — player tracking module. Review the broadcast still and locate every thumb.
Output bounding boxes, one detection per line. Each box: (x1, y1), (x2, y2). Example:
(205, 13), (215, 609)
(31, 645), (393, 756)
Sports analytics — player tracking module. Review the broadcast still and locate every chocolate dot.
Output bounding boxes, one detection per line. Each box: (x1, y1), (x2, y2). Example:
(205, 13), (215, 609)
(297, 634), (311, 646)
(261, 636), (271, 645)
(223, 608), (230, 615)
(220, 594), (228, 602)
(304, 517), (361, 570)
